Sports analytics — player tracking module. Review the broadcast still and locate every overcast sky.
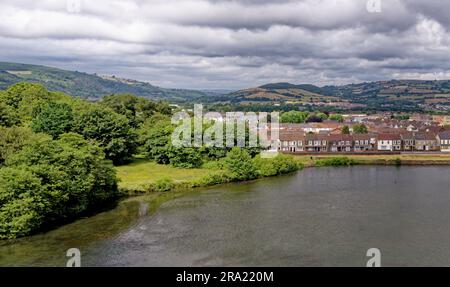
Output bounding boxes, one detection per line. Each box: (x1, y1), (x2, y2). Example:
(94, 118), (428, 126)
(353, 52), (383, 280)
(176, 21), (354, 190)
(0, 0), (450, 89)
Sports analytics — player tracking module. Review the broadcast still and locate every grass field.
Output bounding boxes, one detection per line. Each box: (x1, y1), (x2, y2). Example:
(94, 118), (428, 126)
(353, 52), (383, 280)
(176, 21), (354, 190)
(116, 159), (208, 191)
(117, 154), (450, 192)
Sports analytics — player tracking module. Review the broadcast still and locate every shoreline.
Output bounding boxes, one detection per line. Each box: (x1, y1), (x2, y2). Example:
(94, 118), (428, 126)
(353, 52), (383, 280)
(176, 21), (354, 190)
(3, 160), (449, 242)
(118, 154), (450, 205)
(118, 154), (450, 194)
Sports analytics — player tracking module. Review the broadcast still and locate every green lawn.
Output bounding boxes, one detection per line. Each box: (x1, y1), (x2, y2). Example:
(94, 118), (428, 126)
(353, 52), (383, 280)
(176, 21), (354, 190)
(116, 159), (208, 191)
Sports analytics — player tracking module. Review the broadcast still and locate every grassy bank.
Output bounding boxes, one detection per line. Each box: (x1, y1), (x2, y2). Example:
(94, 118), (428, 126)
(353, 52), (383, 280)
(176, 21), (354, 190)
(114, 153), (450, 220)
(293, 154), (450, 167)
(118, 154), (450, 193)
(116, 153), (302, 194)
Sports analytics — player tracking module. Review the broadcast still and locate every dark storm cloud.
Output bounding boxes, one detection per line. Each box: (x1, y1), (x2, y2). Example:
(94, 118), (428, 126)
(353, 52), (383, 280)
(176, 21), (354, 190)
(0, 0), (449, 89)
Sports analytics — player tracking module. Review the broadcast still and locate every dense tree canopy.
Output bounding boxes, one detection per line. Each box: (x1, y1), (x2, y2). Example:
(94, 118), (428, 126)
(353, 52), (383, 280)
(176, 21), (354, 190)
(353, 123), (368, 134)
(73, 105), (138, 164)
(31, 102), (74, 138)
(0, 133), (118, 239)
(100, 94), (171, 128)
(0, 102), (18, 127)
(280, 111), (309, 123)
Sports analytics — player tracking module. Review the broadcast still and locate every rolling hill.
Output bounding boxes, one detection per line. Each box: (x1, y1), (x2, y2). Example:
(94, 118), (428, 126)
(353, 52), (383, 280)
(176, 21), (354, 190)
(0, 62), (209, 102)
(218, 81), (450, 112)
(1, 62), (449, 112)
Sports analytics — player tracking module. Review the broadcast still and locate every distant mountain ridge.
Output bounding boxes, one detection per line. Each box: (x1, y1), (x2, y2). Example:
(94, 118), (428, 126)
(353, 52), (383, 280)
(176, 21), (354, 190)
(0, 62), (209, 102)
(222, 80), (450, 112)
(1, 62), (449, 112)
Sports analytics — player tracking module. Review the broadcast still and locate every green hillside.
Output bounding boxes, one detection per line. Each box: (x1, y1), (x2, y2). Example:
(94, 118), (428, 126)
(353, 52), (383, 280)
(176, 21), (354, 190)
(0, 62), (207, 102)
(218, 81), (450, 112)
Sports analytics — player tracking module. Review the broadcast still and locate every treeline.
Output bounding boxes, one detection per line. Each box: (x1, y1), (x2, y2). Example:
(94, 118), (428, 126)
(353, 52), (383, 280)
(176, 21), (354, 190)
(0, 83), (172, 239)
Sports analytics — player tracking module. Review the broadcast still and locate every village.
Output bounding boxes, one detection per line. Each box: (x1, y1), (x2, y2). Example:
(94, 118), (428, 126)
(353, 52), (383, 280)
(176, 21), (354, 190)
(277, 114), (450, 154)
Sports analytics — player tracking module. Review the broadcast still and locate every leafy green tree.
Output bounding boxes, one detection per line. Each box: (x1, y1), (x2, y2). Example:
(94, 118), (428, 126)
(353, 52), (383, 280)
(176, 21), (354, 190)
(0, 83), (72, 123)
(168, 147), (203, 168)
(0, 133), (118, 239)
(342, 125), (350, 134)
(253, 154), (300, 177)
(224, 147), (256, 181)
(100, 94), (170, 128)
(306, 112), (327, 123)
(353, 123), (368, 134)
(31, 102), (74, 138)
(0, 126), (50, 165)
(281, 111), (309, 123)
(0, 82), (50, 109)
(0, 102), (18, 127)
(73, 105), (137, 164)
(138, 114), (174, 164)
(329, 114), (344, 123)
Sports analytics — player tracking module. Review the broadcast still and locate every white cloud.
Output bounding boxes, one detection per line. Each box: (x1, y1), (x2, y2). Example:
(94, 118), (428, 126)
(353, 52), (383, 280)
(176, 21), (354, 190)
(0, 0), (449, 89)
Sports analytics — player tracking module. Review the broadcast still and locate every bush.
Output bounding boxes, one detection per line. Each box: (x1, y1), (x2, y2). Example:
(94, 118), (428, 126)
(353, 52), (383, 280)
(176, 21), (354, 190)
(254, 154), (301, 177)
(73, 105), (138, 164)
(0, 133), (119, 239)
(197, 172), (230, 187)
(31, 102), (74, 138)
(0, 126), (50, 165)
(224, 147), (257, 181)
(153, 178), (175, 192)
(168, 147), (203, 168)
(202, 159), (226, 170)
(0, 102), (19, 127)
(315, 157), (355, 167)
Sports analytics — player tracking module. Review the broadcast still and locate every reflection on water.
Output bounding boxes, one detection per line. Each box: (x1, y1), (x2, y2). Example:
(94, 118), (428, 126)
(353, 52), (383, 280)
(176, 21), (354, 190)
(1, 166), (450, 267)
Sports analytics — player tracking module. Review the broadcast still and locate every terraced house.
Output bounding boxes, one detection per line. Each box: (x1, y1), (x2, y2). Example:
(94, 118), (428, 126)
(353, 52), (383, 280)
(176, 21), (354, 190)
(328, 134), (353, 152)
(437, 132), (450, 153)
(415, 133), (439, 151)
(277, 131), (448, 153)
(377, 134), (402, 151)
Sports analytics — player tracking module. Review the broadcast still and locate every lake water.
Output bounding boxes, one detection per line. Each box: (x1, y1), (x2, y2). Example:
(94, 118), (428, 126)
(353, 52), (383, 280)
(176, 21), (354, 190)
(1, 166), (450, 267)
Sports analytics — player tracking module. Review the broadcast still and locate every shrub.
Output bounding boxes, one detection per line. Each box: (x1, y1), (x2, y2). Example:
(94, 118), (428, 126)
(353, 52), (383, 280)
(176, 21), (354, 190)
(254, 154), (301, 177)
(31, 102), (74, 138)
(0, 133), (119, 239)
(315, 157), (355, 167)
(153, 178), (175, 192)
(197, 172), (230, 187)
(73, 105), (138, 164)
(224, 147), (257, 181)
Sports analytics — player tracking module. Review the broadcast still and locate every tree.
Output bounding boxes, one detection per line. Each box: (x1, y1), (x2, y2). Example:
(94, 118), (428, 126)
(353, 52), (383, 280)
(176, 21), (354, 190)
(0, 83), (71, 122)
(167, 147), (203, 168)
(138, 114), (174, 164)
(342, 125), (350, 134)
(329, 114), (344, 123)
(0, 102), (18, 127)
(73, 105), (138, 164)
(0, 133), (118, 239)
(100, 94), (171, 128)
(353, 123), (368, 134)
(0, 126), (50, 165)
(224, 147), (256, 181)
(306, 112), (327, 123)
(31, 102), (74, 138)
(281, 111), (309, 123)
